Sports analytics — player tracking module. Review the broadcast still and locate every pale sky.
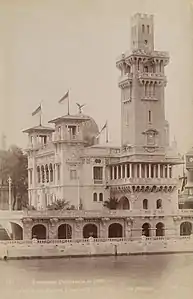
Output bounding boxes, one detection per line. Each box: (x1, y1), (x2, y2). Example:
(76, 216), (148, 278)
(0, 0), (193, 154)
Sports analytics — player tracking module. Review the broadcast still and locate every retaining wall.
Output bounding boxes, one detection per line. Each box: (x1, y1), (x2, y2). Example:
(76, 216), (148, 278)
(0, 237), (193, 260)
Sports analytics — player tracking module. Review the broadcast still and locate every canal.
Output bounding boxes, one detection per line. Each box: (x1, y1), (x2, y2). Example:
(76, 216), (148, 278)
(0, 253), (193, 298)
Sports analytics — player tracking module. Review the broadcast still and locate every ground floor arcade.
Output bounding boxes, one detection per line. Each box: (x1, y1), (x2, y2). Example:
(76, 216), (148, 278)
(20, 216), (192, 240)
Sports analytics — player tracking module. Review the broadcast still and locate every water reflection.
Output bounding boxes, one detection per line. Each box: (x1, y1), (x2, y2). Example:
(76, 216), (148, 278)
(1, 254), (193, 299)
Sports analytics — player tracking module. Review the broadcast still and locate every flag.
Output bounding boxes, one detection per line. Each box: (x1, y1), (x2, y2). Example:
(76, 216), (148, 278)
(32, 104), (41, 116)
(101, 121), (107, 132)
(58, 90), (69, 104)
(96, 121), (107, 139)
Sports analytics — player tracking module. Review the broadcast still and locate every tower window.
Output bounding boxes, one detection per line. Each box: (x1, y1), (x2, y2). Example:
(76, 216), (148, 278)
(147, 25), (150, 34)
(142, 24), (145, 33)
(93, 193), (97, 202)
(99, 193), (103, 202)
(144, 66), (148, 72)
(148, 110), (152, 123)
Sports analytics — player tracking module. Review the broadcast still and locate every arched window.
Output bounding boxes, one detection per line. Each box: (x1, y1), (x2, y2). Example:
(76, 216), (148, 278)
(180, 222), (192, 236)
(41, 165), (45, 183)
(93, 193), (97, 202)
(156, 222), (165, 236)
(156, 199), (162, 209)
(147, 25), (150, 34)
(37, 166), (40, 183)
(108, 223), (123, 238)
(58, 224), (72, 239)
(32, 224), (46, 239)
(45, 164), (49, 182)
(118, 196), (130, 210)
(83, 224), (98, 238)
(99, 193), (103, 202)
(49, 163), (53, 182)
(144, 66), (148, 73)
(142, 223), (151, 237)
(143, 199), (148, 210)
(142, 24), (145, 33)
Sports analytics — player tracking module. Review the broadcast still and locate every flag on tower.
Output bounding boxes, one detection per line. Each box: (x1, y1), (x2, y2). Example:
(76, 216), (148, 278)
(96, 121), (108, 139)
(32, 104), (41, 116)
(58, 90), (70, 114)
(58, 90), (69, 104)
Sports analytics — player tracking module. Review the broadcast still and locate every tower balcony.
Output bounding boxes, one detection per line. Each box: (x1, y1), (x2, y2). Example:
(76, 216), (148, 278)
(138, 72), (166, 82)
(118, 73), (133, 88)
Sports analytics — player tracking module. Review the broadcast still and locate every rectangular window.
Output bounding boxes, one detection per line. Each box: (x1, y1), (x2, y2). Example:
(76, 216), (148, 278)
(148, 110), (152, 123)
(58, 126), (61, 139)
(70, 169), (77, 180)
(93, 166), (103, 184)
(57, 165), (60, 182)
(29, 170), (32, 185)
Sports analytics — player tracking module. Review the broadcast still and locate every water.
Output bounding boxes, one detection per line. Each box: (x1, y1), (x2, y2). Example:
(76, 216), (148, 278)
(1, 254), (193, 299)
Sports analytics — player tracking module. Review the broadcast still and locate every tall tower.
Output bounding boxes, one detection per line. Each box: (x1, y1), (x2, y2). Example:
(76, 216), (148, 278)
(116, 13), (169, 154)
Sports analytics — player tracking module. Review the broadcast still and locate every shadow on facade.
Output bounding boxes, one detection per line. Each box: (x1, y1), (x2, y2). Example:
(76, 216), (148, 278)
(58, 224), (72, 239)
(83, 223), (98, 238)
(32, 224), (46, 239)
(108, 223), (123, 238)
(10, 222), (23, 240)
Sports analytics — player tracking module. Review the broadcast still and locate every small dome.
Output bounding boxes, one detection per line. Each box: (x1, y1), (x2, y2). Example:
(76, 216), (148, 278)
(80, 115), (100, 147)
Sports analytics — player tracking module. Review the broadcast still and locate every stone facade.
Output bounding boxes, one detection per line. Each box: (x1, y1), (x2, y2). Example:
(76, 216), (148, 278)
(21, 13), (186, 241)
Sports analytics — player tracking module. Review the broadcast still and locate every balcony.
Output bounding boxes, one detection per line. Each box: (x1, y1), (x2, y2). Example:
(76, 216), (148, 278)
(23, 209), (170, 219)
(94, 179), (103, 185)
(118, 73), (133, 87)
(110, 177), (178, 186)
(138, 72), (166, 81)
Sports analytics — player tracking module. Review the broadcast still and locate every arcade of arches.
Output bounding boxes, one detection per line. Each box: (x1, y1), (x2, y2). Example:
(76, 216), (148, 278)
(27, 221), (168, 240)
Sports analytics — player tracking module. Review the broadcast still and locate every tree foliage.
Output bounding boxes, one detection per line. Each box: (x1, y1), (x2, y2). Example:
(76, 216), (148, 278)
(0, 145), (28, 210)
(47, 199), (75, 211)
(103, 197), (119, 210)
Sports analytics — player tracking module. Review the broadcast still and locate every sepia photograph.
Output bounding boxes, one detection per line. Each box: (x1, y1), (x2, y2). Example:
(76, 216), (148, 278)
(0, 0), (193, 298)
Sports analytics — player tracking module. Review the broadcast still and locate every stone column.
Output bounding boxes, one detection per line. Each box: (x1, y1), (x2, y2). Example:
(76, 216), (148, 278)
(129, 163), (132, 178)
(167, 165), (170, 179)
(149, 164), (151, 178)
(117, 166), (119, 179)
(120, 165), (123, 179)
(158, 164), (161, 178)
(22, 218), (33, 240)
(139, 164), (142, 178)
(125, 218), (133, 238)
(74, 218), (84, 239)
(125, 164), (128, 178)
(112, 166), (115, 180)
(100, 218), (109, 238)
(154, 165), (156, 178)
(49, 218), (59, 239)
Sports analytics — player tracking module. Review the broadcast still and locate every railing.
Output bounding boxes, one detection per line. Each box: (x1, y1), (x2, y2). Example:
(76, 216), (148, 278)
(118, 73), (133, 83)
(94, 179), (103, 185)
(110, 177), (178, 186)
(138, 72), (166, 80)
(0, 236), (191, 245)
(1, 208), (193, 220)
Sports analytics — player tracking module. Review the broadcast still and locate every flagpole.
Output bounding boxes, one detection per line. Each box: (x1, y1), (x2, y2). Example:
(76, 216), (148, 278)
(67, 90), (70, 115)
(39, 103), (42, 126)
(106, 121), (108, 143)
